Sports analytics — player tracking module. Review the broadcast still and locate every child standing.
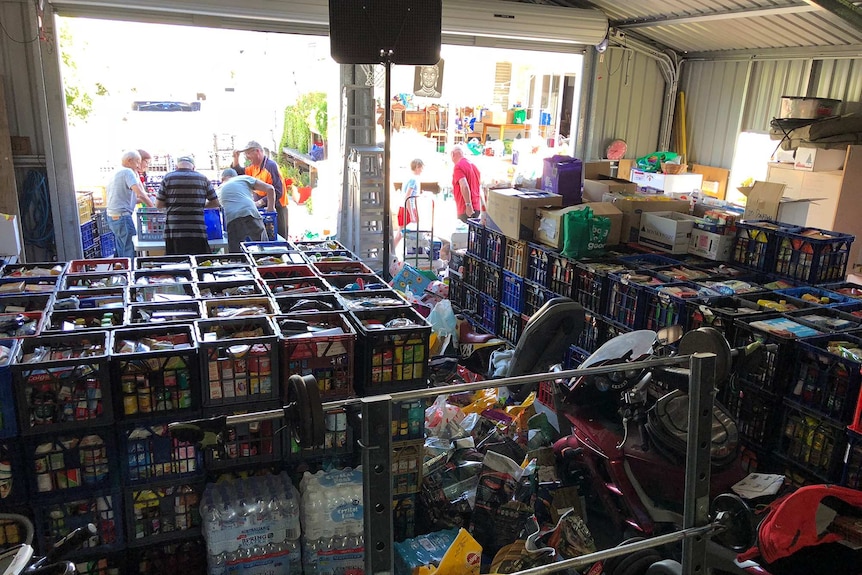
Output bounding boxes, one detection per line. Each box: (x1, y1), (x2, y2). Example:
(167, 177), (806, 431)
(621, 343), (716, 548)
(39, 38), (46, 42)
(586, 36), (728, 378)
(400, 158), (424, 227)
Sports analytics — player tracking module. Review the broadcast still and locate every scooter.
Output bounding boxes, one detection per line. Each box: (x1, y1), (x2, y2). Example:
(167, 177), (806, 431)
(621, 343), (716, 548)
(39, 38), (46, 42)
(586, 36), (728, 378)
(549, 327), (758, 540)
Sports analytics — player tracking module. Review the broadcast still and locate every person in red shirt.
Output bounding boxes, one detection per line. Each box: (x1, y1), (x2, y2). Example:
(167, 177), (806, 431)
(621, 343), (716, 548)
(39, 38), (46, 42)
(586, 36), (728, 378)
(450, 145), (481, 222)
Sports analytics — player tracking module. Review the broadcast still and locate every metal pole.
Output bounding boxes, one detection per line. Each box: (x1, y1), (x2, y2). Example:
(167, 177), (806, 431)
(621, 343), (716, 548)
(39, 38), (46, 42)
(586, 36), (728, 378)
(381, 53), (393, 281)
(361, 396), (393, 575)
(682, 352), (716, 575)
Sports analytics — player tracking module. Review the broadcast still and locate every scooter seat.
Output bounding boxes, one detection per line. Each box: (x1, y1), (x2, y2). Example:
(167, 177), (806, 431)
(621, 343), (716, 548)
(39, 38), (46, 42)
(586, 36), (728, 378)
(646, 389), (739, 468)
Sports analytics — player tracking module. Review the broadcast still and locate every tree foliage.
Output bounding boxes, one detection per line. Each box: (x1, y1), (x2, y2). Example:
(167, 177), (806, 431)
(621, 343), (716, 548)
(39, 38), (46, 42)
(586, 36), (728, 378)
(279, 92), (327, 155)
(59, 20), (108, 125)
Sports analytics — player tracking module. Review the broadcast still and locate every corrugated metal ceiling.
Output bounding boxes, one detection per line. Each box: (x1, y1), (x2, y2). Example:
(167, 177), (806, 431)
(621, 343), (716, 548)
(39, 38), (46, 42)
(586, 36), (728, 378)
(534, 0), (862, 55)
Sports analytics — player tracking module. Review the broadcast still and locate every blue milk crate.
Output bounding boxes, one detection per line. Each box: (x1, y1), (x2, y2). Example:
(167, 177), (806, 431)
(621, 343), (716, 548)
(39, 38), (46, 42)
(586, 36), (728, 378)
(478, 294), (500, 335)
(773, 227), (854, 284)
(99, 232), (115, 258)
(775, 286), (856, 308)
(731, 220), (799, 273)
(258, 210), (278, 241)
(564, 346), (591, 369)
(80, 219), (98, 250)
(203, 208), (224, 240)
(526, 243), (552, 287)
(790, 335), (862, 424)
(501, 272), (524, 312)
(0, 339), (18, 438)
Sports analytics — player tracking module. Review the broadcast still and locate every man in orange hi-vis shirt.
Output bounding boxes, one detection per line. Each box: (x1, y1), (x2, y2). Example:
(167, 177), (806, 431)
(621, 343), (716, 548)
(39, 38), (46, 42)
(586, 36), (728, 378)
(231, 140), (288, 239)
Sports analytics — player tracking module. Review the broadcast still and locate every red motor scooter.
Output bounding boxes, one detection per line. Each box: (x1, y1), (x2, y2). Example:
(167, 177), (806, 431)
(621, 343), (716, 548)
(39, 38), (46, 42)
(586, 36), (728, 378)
(548, 327), (755, 540)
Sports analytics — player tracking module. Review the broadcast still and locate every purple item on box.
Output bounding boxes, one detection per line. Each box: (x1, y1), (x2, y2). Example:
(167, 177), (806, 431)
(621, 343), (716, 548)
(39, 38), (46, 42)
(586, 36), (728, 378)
(542, 155), (582, 207)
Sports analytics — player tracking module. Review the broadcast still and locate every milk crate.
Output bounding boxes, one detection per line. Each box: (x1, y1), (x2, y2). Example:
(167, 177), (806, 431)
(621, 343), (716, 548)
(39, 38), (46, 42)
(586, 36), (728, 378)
(503, 239), (528, 277)
(43, 308), (125, 333)
(196, 279), (266, 299)
(499, 306), (525, 346)
(0, 340), (19, 438)
(478, 294), (500, 335)
(462, 286), (481, 317)
(790, 335), (862, 424)
(0, 440), (26, 505)
(125, 537), (207, 574)
(99, 233), (115, 258)
(293, 239), (346, 252)
(259, 210), (278, 241)
(1, 262), (67, 279)
(606, 271), (670, 330)
(133, 255), (193, 271)
(277, 292), (345, 314)
(735, 291), (815, 314)
(823, 281), (862, 300)
(129, 282), (198, 304)
(203, 402), (283, 469)
(203, 297), (276, 320)
(776, 399), (846, 483)
(32, 489), (123, 556)
(573, 260), (627, 313)
(731, 220), (797, 273)
(67, 260), (128, 279)
(253, 250), (311, 267)
(732, 314), (824, 394)
(642, 282), (708, 332)
(301, 249), (358, 263)
(448, 273), (465, 310)
(111, 325), (200, 420)
(774, 286), (856, 309)
(324, 273), (388, 292)
(194, 266), (256, 283)
(0, 310), (45, 339)
(483, 228), (505, 267)
(0, 294), (51, 313)
(71, 552), (125, 575)
(54, 288), (126, 311)
(480, 262), (502, 299)
(62, 272), (129, 291)
(285, 405), (354, 461)
(841, 429), (862, 489)
(276, 312), (356, 400)
(462, 253), (483, 289)
(653, 264), (713, 283)
(242, 240), (296, 254)
(578, 311), (606, 354)
(349, 307), (431, 395)
(723, 380), (783, 449)
(523, 280), (556, 318)
(76, 191), (94, 224)
(118, 420), (202, 484)
(0, 276), (58, 295)
(312, 260), (374, 276)
(264, 276), (332, 298)
(501, 272), (524, 313)
(196, 316), (280, 408)
(13, 332), (113, 435)
(392, 439), (424, 496)
(785, 307), (862, 334)
(526, 243), (552, 287)
(466, 218), (484, 257)
(393, 494), (417, 542)
(617, 253), (680, 270)
(773, 227), (854, 284)
(81, 219), (98, 250)
(125, 301), (205, 326)
(254, 263), (316, 281)
(685, 296), (761, 341)
(24, 427), (117, 497)
(564, 346), (591, 369)
(83, 240), (101, 261)
(135, 208), (167, 242)
(124, 480), (203, 547)
(547, 252), (577, 298)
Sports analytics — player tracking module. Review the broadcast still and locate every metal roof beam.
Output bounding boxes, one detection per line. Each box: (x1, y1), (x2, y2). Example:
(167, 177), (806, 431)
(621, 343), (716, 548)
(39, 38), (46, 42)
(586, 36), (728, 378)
(801, 0), (862, 31)
(615, 4), (819, 29)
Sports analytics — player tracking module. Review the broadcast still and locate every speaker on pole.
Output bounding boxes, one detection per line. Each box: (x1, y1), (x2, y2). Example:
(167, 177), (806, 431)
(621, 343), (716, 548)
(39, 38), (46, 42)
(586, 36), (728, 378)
(329, 0), (442, 65)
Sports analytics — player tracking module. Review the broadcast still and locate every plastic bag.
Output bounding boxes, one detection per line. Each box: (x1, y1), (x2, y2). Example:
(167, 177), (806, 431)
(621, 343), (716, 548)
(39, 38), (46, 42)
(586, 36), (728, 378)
(561, 208), (610, 259)
(427, 300), (457, 356)
(422, 528), (482, 575)
(636, 151), (680, 173)
(469, 450), (527, 555)
(425, 395), (466, 439)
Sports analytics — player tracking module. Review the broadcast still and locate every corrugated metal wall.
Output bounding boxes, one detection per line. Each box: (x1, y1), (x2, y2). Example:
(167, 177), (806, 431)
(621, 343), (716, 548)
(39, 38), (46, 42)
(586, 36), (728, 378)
(0, 1), (44, 154)
(679, 60), (750, 169)
(741, 60), (811, 132)
(588, 46), (666, 160)
(811, 59), (862, 104)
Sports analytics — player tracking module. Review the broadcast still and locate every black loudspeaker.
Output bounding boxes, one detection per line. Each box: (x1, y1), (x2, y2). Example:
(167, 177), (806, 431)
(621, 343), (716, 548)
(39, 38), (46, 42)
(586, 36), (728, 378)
(329, 0), (442, 65)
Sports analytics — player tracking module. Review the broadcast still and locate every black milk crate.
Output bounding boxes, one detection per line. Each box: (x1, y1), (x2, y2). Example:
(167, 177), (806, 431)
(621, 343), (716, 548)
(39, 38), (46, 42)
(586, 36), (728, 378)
(126, 537), (207, 574)
(0, 293), (51, 313)
(99, 232), (115, 258)
(349, 307), (431, 395)
(785, 307), (862, 334)
(196, 317), (280, 408)
(462, 253), (483, 289)
(111, 325), (200, 420)
(393, 493), (418, 542)
(578, 311), (606, 354)
(264, 276), (332, 298)
(119, 420), (202, 484)
(685, 296), (761, 340)
(70, 551), (125, 575)
(483, 228), (505, 267)
(133, 255), (193, 272)
(731, 220), (797, 272)
(43, 308), (125, 333)
(192, 253), (253, 268)
(774, 286), (856, 309)
(293, 239), (345, 252)
(0, 276), (58, 295)
(697, 263), (756, 281)
(54, 288), (126, 310)
(523, 280), (556, 318)
(202, 296), (276, 319)
(253, 263), (316, 281)
(13, 332), (113, 435)
(642, 282), (708, 332)
(790, 335), (862, 424)
(196, 279), (266, 299)
(276, 312), (356, 401)
(0, 440), (27, 505)
(133, 269), (194, 285)
(449, 274), (465, 310)
(24, 427), (117, 498)
(62, 272), (129, 291)
(67, 258), (129, 275)
(324, 273), (388, 292)
(733, 313), (826, 394)
(312, 260), (374, 276)
(337, 290), (409, 313)
(842, 429), (862, 489)
(286, 405), (354, 461)
(0, 339), (19, 439)
(604, 317), (632, 341)
(501, 272), (524, 313)
(606, 271), (670, 330)
(126, 301), (205, 326)
(735, 291), (816, 314)
(723, 380), (783, 448)
(617, 253), (680, 270)
(1, 262), (67, 279)
(547, 252), (577, 298)
(499, 305), (525, 346)
(392, 439), (425, 496)
(564, 346), (591, 369)
(203, 402), (283, 470)
(466, 218), (484, 257)
(776, 399), (846, 483)
(653, 264), (714, 283)
(526, 243), (552, 287)
(462, 286), (481, 317)
(503, 239), (529, 277)
(33, 489), (123, 556)
(391, 399), (426, 442)
(302, 249), (359, 263)
(477, 294), (500, 335)
(278, 292), (345, 314)
(194, 266), (255, 283)
(574, 260), (627, 313)
(773, 227), (854, 284)
(480, 262), (503, 299)
(242, 240), (296, 254)
(124, 479), (203, 547)
(129, 282), (198, 304)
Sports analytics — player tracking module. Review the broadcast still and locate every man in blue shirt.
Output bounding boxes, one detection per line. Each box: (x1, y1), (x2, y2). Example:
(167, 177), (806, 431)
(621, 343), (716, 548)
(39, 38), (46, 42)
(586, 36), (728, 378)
(105, 150), (155, 258)
(218, 168), (275, 253)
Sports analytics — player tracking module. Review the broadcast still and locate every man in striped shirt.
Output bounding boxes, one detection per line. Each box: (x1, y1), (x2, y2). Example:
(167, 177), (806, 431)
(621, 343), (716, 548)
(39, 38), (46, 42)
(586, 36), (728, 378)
(156, 156), (220, 255)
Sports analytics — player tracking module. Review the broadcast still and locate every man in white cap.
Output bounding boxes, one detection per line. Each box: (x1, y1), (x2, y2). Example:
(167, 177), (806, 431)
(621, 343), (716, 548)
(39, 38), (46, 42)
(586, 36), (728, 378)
(156, 155), (220, 255)
(231, 140), (287, 240)
(218, 168), (276, 253)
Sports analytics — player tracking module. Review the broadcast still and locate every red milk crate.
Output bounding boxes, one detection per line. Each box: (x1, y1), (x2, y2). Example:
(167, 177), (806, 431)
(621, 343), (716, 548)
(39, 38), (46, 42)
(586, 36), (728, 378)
(276, 312), (356, 400)
(111, 325), (200, 420)
(119, 420), (202, 484)
(773, 227), (854, 284)
(13, 332), (113, 435)
(124, 480), (203, 547)
(67, 258), (130, 275)
(503, 239), (528, 277)
(62, 272), (129, 291)
(196, 317), (280, 408)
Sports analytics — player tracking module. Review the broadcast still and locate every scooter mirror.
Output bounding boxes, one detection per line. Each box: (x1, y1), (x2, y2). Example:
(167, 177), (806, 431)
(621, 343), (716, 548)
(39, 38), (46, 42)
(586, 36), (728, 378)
(656, 325), (684, 346)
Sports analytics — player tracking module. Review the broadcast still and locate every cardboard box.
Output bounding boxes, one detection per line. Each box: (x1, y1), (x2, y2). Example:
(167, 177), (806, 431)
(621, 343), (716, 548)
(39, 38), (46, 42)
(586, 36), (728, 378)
(602, 193), (691, 244)
(639, 211), (699, 254)
(0, 214), (22, 259)
(486, 188), (563, 241)
(630, 170), (704, 196)
(691, 164), (730, 200)
(542, 155), (582, 206)
(583, 176), (638, 202)
(484, 110), (513, 124)
(534, 202), (623, 249)
(794, 146), (846, 172)
(689, 228), (734, 261)
(618, 159), (635, 181)
(741, 181), (816, 226)
(584, 161), (613, 180)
